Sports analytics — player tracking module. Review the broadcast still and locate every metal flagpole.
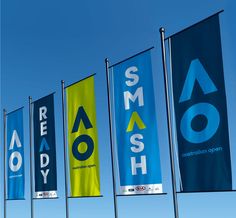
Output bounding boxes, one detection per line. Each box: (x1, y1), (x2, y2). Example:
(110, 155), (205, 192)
(105, 58), (118, 218)
(61, 80), (69, 218)
(3, 109), (7, 218)
(29, 96), (34, 218)
(159, 27), (179, 218)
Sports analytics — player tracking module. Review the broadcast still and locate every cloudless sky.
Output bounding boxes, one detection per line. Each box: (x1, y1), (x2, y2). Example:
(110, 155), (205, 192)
(1, 0), (236, 218)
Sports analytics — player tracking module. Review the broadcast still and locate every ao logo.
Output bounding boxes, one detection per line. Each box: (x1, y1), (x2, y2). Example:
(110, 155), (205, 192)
(179, 59), (220, 144)
(72, 107), (94, 161)
(9, 130), (23, 172)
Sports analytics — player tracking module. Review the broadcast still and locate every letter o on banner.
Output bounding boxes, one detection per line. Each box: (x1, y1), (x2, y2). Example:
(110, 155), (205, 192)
(180, 103), (220, 144)
(72, 134), (94, 161)
(9, 151), (22, 172)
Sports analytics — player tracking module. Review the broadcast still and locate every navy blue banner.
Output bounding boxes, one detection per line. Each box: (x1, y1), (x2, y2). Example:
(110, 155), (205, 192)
(7, 107), (25, 200)
(170, 14), (232, 192)
(33, 94), (57, 198)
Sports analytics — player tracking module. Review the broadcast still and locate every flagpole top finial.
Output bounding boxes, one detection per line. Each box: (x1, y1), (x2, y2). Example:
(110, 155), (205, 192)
(159, 27), (165, 33)
(105, 58), (109, 63)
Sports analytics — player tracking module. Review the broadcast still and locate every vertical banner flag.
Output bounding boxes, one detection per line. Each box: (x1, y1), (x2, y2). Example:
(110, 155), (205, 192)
(66, 75), (101, 197)
(110, 49), (163, 195)
(170, 13), (232, 192)
(33, 94), (57, 198)
(7, 108), (25, 199)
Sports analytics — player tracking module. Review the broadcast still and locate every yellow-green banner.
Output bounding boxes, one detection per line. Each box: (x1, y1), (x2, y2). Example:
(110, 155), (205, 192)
(66, 75), (100, 197)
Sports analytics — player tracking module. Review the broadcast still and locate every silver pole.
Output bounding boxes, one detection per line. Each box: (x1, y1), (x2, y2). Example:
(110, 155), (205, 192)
(61, 80), (69, 218)
(105, 58), (118, 218)
(3, 109), (7, 218)
(29, 96), (34, 218)
(159, 27), (179, 218)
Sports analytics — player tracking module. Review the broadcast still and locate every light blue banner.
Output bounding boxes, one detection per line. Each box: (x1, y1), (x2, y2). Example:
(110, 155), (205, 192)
(7, 108), (25, 200)
(110, 50), (162, 195)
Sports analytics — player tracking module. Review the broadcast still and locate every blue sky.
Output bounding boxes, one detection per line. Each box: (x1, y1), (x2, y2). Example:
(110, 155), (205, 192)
(1, 0), (236, 218)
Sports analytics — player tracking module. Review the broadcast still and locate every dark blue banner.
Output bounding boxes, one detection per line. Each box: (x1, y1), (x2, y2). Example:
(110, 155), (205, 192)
(33, 94), (57, 198)
(170, 14), (232, 192)
(7, 107), (25, 200)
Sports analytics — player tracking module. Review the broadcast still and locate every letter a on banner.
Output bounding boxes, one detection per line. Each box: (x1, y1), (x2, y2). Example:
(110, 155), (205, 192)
(33, 93), (58, 198)
(65, 75), (101, 197)
(7, 107), (25, 200)
(109, 49), (163, 195)
(169, 13), (232, 192)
